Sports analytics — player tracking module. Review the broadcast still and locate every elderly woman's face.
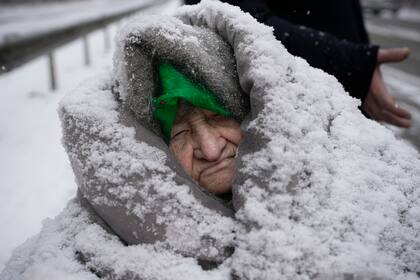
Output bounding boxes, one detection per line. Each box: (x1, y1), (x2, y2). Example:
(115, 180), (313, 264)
(169, 105), (241, 194)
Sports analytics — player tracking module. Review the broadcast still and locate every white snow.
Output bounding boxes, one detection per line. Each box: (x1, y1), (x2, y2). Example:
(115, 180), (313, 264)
(1, 199), (231, 280)
(1, 0), (419, 279)
(0, 0), (182, 272)
(177, 2), (420, 279)
(0, 30), (111, 272)
(59, 66), (237, 263)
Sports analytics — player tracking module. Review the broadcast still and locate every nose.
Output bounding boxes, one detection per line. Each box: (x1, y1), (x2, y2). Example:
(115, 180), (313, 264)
(193, 124), (226, 161)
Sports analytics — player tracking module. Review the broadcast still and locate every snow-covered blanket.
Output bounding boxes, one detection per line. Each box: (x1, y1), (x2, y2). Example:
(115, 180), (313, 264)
(2, 1), (420, 279)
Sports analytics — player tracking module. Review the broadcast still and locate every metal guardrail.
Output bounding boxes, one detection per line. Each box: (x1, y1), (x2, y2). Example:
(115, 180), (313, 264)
(0, 0), (167, 89)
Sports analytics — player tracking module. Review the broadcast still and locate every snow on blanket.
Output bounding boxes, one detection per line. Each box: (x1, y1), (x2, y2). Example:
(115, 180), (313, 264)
(2, 1), (420, 279)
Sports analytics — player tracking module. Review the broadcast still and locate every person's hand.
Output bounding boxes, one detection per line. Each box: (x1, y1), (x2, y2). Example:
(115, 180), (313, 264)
(362, 48), (412, 127)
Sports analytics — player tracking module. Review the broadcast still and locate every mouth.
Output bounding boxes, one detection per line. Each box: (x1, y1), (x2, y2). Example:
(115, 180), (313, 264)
(199, 156), (235, 179)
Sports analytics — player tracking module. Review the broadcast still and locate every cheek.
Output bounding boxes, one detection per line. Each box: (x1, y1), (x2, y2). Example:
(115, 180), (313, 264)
(232, 126), (242, 145)
(169, 140), (194, 176)
(222, 124), (242, 146)
(207, 116), (242, 145)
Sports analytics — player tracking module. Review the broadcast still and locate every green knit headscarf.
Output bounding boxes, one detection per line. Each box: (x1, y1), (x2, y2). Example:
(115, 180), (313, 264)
(152, 62), (232, 142)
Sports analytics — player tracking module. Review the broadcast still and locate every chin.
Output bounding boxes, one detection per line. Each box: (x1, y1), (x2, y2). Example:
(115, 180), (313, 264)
(200, 170), (235, 194)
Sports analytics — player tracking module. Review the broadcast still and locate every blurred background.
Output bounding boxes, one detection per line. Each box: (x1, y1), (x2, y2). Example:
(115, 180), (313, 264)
(363, 0), (420, 147)
(0, 0), (418, 272)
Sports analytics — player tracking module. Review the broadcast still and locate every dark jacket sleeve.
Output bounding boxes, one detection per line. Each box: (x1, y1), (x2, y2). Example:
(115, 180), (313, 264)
(224, 0), (379, 102)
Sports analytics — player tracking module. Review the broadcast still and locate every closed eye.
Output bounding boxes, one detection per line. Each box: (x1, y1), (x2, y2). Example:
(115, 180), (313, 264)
(171, 129), (188, 140)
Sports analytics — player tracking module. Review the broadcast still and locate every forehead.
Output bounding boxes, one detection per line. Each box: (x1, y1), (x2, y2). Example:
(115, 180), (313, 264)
(174, 102), (206, 123)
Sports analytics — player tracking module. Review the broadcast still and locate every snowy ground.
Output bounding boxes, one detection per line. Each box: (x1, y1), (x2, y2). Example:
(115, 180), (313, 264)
(0, 0), (419, 273)
(0, 28), (111, 272)
(0, 0), (181, 271)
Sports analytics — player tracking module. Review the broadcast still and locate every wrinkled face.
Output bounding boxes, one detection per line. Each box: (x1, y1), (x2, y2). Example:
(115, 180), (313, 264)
(169, 105), (242, 194)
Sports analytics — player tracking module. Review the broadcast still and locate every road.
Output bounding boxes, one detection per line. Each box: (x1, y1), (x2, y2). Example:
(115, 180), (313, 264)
(366, 14), (420, 151)
(0, 0), (156, 45)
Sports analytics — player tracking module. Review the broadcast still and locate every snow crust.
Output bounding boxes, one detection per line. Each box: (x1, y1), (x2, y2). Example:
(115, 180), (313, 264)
(2, 199), (229, 280)
(174, 2), (420, 279)
(2, 1), (420, 279)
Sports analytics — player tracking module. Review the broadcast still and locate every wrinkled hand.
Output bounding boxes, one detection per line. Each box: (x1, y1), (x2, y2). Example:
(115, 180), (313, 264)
(362, 48), (412, 127)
